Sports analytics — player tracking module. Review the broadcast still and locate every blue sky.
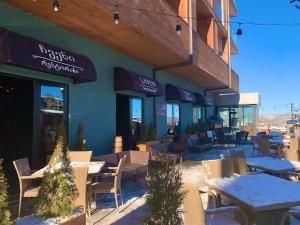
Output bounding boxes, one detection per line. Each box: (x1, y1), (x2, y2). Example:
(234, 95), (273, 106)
(231, 0), (300, 115)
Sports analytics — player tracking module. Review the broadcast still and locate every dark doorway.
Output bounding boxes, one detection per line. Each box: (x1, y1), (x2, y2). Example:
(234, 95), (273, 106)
(116, 95), (131, 150)
(116, 95), (143, 150)
(0, 75), (33, 193)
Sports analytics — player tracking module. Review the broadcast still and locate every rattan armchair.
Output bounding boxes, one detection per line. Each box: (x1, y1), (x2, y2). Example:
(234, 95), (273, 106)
(73, 166), (91, 216)
(91, 155), (127, 210)
(68, 151), (93, 162)
(280, 210), (300, 225)
(182, 183), (248, 225)
(201, 159), (234, 207)
(13, 158), (42, 218)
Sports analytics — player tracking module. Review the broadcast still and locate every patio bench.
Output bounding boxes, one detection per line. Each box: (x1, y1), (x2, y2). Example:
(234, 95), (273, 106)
(92, 151), (149, 180)
(187, 135), (212, 152)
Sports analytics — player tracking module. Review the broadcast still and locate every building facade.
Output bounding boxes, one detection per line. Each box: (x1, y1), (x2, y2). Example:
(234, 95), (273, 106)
(216, 93), (260, 135)
(0, 0), (239, 169)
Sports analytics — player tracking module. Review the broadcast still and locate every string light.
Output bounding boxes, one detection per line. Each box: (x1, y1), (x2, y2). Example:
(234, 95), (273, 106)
(114, 1), (120, 24)
(176, 16), (182, 35)
(236, 23), (243, 38)
(53, 0), (59, 12)
(95, 0), (300, 27)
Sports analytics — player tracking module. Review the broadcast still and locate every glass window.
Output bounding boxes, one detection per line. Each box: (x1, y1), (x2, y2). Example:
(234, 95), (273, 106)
(167, 103), (180, 133)
(40, 85), (66, 162)
(193, 107), (202, 123)
(219, 108), (229, 127)
(130, 98), (142, 124)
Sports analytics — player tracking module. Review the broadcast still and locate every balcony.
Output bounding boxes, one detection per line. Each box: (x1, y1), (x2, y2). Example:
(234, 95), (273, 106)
(2, 0), (238, 91)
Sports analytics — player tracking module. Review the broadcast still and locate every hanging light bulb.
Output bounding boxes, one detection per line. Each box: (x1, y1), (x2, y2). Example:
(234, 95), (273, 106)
(176, 16), (182, 35)
(236, 23), (243, 39)
(114, 2), (120, 24)
(53, 0), (59, 12)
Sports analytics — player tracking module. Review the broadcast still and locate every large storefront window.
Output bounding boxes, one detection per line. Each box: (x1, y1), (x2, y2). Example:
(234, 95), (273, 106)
(167, 103), (180, 132)
(193, 107), (202, 123)
(218, 105), (258, 135)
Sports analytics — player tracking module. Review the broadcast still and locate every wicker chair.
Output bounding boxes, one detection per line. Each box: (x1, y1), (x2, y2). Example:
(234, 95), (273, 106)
(91, 155), (127, 210)
(68, 151), (93, 162)
(232, 158), (248, 175)
(280, 210), (300, 225)
(73, 166), (91, 216)
(228, 150), (246, 159)
(202, 159), (234, 180)
(13, 158), (41, 218)
(257, 138), (277, 157)
(201, 159), (234, 207)
(182, 183), (248, 225)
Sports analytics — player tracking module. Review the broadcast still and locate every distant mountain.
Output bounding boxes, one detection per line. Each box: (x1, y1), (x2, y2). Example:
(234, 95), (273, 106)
(259, 113), (292, 127)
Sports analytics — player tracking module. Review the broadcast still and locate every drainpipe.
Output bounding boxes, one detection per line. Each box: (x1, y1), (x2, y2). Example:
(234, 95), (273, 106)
(152, 0), (194, 133)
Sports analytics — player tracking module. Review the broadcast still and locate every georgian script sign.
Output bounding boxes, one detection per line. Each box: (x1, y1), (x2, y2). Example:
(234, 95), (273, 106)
(0, 28), (97, 83)
(194, 92), (214, 106)
(114, 67), (163, 97)
(166, 84), (196, 103)
(179, 89), (196, 103)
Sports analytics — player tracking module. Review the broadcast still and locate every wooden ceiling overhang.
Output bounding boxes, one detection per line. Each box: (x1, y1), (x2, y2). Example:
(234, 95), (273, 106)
(2, 0), (238, 91)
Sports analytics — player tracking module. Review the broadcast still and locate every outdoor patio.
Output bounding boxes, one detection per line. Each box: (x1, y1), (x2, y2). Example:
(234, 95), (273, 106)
(8, 144), (255, 225)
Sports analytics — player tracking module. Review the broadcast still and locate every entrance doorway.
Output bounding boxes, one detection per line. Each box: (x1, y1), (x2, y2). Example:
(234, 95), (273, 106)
(0, 75), (33, 192)
(0, 74), (68, 193)
(116, 95), (143, 150)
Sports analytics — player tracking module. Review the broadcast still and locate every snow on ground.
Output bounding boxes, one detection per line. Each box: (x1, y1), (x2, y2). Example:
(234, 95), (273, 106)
(15, 145), (300, 225)
(87, 145), (255, 225)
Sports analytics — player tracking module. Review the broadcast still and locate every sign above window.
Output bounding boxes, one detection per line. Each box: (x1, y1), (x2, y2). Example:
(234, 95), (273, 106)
(114, 67), (163, 97)
(165, 84), (196, 103)
(0, 28), (97, 83)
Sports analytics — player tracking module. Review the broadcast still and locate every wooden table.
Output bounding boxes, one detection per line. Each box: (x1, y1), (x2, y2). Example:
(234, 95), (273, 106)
(246, 157), (300, 175)
(31, 161), (106, 178)
(206, 174), (300, 225)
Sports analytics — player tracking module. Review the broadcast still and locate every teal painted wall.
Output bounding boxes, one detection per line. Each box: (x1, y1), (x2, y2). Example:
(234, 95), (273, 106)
(0, 3), (213, 155)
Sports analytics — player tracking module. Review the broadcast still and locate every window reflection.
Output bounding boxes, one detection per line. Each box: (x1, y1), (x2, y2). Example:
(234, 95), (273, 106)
(131, 98), (142, 124)
(167, 103), (180, 133)
(40, 86), (65, 163)
(193, 107), (202, 123)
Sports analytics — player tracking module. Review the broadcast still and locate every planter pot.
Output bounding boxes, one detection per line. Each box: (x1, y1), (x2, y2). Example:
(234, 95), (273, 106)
(59, 213), (86, 225)
(137, 143), (147, 152)
(16, 212), (86, 225)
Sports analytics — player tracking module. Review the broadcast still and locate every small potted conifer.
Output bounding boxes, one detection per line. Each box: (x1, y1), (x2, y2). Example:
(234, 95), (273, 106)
(17, 127), (85, 224)
(143, 152), (185, 225)
(0, 158), (12, 225)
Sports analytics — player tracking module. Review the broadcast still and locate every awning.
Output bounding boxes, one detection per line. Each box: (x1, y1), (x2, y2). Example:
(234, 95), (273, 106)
(114, 67), (163, 97)
(194, 93), (214, 106)
(165, 84), (196, 103)
(0, 28), (97, 83)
